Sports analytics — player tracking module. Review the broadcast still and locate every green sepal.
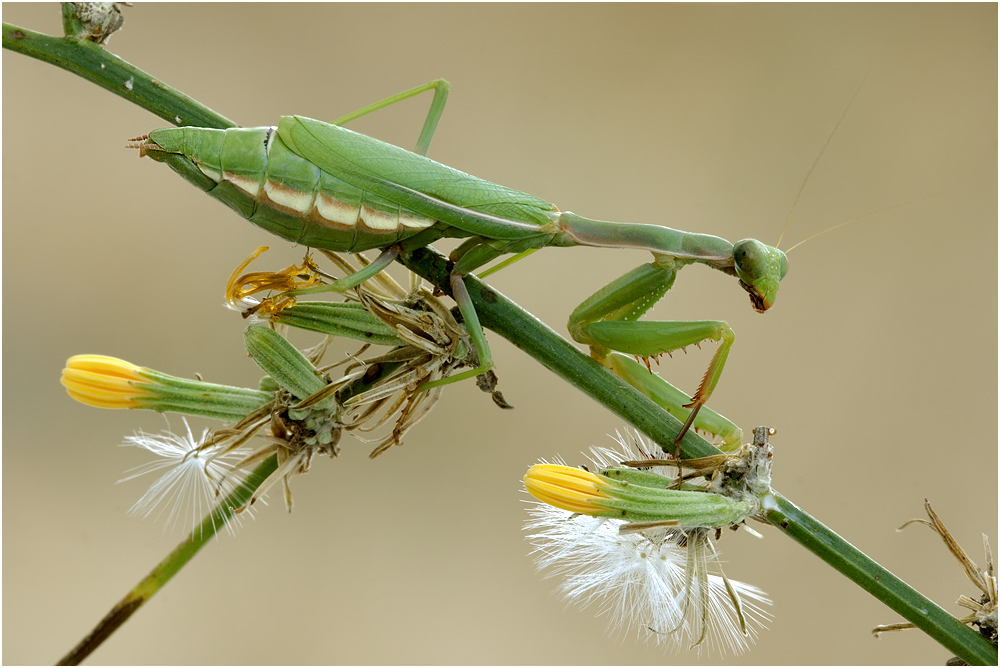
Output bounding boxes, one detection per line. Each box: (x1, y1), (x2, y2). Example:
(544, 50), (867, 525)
(133, 398), (266, 422)
(593, 492), (753, 527)
(601, 466), (724, 494)
(599, 466), (676, 488)
(134, 369), (273, 420)
(272, 302), (403, 346)
(258, 375), (280, 394)
(592, 472), (754, 527)
(243, 325), (326, 400)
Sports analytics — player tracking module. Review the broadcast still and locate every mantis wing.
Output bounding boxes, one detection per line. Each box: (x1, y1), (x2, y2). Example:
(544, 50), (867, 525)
(278, 116), (557, 227)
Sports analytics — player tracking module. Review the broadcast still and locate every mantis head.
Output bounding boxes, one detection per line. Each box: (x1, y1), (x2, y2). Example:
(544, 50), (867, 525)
(732, 239), (788, 312)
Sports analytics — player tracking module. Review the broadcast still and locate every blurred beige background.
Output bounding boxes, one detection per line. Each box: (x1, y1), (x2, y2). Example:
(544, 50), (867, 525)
(3, 4), (996, 665)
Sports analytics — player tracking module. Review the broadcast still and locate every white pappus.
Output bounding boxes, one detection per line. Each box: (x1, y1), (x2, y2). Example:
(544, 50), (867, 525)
(523, 430), (772, 655)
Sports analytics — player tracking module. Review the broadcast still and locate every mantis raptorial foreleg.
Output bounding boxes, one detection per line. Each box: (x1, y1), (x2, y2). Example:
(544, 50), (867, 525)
(608, 353), (743, 451)
(566, 257), (736, 448)
(440, 211), (783, 442)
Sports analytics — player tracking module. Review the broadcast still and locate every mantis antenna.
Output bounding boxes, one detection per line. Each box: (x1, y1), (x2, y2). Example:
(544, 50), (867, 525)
(775, 71), (871, 250)
(783, 194), (941, 254)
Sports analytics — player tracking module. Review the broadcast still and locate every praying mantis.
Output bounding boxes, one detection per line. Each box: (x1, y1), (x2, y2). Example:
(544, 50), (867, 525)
(130, 79), (787, 448)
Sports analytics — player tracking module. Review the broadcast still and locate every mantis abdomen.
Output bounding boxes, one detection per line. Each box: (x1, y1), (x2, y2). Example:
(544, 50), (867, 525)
(136, 125), (445, 252)
(135, 118), (561, 253)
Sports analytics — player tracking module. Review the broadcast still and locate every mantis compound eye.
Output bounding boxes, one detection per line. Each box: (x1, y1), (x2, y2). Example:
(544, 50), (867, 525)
(778, 252), (789, 280)
(733, 239), (768, 281)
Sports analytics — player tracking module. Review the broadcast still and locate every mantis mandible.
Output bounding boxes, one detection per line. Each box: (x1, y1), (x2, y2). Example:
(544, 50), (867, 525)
(129, 79), (788, 447)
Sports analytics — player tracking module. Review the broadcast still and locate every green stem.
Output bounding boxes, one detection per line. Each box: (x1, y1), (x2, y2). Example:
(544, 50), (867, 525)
(7, 18), (995, 666)
(56, 456), (278, 666)
(767, 493), (995, 666)
(2, 21), (234, 130)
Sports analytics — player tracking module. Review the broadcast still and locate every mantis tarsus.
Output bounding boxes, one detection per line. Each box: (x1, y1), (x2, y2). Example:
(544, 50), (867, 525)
(130, 79), (789, 448)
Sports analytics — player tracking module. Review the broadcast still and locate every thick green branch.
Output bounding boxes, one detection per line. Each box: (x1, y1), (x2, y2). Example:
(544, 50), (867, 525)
(3, 21), (234, 130)
(767, 493), (995, 665)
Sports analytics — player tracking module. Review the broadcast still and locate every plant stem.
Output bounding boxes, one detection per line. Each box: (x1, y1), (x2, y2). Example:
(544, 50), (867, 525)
(767, 493), (996, 665)
(6, 17), (995, 666)
(2, 21), (234, 130)
(56, 456), (278, 666)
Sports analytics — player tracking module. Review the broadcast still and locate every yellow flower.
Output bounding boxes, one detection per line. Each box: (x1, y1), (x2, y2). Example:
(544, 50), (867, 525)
(523, 464), (612, 514)
(60, 355), (273, 420)
(524, 457), (758, 527)
(61, 355), (154, 408)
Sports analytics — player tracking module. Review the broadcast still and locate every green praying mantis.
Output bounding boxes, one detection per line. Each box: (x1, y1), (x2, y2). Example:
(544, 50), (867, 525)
(130, 79), (788, 448)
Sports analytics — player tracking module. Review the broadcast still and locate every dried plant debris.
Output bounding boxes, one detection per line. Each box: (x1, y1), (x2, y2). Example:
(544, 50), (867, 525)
(873, 500), (997, 658)
(64, 3), (128, 44)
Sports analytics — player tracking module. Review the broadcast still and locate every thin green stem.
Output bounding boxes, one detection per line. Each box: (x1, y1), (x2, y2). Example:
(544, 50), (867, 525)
(7, 17), (995, 666)
(56, 456), (278, 666)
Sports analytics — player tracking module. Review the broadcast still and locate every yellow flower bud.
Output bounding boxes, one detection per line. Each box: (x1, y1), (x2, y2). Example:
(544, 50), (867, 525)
(523, 464), (612, 514)
(61, 355), (152, 408)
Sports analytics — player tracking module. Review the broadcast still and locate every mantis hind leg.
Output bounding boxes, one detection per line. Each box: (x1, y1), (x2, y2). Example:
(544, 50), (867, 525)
(328, 82), (539, 395)
(330, 79), (450, 157)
